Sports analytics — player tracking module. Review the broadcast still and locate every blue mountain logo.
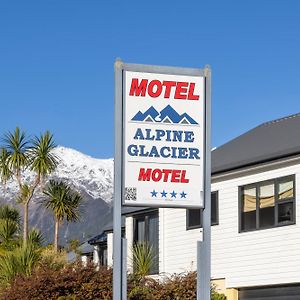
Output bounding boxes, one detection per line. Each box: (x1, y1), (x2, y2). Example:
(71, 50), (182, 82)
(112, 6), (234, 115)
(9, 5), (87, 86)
(131, 105), (198, 125)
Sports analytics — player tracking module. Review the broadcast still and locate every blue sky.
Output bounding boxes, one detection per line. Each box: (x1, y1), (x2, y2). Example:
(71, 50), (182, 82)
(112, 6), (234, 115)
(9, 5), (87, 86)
(1, 1), (300, 158)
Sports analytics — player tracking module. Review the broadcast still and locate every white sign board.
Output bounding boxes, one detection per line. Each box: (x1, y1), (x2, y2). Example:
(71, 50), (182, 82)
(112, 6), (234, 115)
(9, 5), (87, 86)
(123, 69), (206, 208)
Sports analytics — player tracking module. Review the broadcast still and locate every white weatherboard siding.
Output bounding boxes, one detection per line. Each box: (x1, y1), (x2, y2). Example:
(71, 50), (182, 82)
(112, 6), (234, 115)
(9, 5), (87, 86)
(126, 217), (134, 272)
(107, 232), (113, 267)
(159, 161), (300, 288)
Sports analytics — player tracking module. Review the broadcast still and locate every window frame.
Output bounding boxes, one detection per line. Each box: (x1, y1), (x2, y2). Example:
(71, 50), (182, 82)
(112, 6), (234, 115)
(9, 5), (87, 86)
(133, 209), (159, 275)
(98, 242), (108, 266)
(186, 191), (219, 230)
(239, 175), (296, 233)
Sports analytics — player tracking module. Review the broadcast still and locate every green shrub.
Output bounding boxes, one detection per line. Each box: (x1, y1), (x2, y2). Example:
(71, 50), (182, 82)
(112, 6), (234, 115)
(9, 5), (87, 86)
(0, 245), (40, 285)
(131, 242), (156, 277)
(1, 264), (113, 300)
(1, 264), (227, 300)
(39, 245), (67, 270)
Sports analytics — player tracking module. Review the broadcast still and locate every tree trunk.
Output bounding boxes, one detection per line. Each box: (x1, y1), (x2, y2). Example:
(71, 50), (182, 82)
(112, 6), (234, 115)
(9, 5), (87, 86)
(23, 176), (40, 247)
(23, 201), (29, 246)
(54, 216), (59, 253)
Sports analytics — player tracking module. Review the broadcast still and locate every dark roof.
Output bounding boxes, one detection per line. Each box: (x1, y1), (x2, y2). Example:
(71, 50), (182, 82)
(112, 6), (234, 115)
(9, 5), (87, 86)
(78, 241), (93, 255)
(100, 207), (156, 232)
(122, 206), (151, 215)
(88, 232), (107, 245)
(212, 113), (300, 174)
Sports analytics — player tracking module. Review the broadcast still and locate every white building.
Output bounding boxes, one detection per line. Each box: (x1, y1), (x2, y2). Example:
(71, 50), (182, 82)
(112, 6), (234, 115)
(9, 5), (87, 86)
(105, 113), (300, 300)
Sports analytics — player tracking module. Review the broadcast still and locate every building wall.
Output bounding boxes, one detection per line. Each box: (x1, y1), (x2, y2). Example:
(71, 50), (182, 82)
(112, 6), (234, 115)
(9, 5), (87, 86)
(107, 232), (113, 267)
(125, 216), (134, 272)
(160, 160), (300, 288)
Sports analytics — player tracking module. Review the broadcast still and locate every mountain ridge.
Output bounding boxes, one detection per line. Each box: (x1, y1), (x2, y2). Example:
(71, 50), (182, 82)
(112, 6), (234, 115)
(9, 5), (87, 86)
(0, 146), (114, 245)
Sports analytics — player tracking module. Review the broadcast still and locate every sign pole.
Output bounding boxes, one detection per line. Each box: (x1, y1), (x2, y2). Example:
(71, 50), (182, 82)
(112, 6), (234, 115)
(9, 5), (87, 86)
(113, 58), (123, 300)
(197, 65), (211, 300)
(122, 238), (128, 300)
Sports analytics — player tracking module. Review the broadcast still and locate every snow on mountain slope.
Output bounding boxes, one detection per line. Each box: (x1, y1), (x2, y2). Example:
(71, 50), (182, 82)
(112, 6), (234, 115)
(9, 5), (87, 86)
(0, 146), (114, 244)
(52, 147), (114, 203)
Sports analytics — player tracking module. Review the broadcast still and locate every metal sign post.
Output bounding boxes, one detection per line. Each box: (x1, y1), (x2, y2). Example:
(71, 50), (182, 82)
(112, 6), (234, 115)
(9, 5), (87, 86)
(113, 59), (123, 300)
(113, 60), (211, 299)
(197, 66), (211, 300)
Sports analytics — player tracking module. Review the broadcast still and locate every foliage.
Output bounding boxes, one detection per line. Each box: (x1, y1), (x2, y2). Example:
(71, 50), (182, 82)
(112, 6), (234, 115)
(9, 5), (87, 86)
(131, 242), (156, 278)
(1, 264), (113, 300)
(0, 205), (20, 249)
(27, 229), (45, 248)
(28, 131), (58, 179)
(43, 180), (81, 223)
(1, 265), (227, 300)
(128, 272), (227, 300)
(42, 180), (82, 252)
(3, 127), (29, 184)
(0, 148), (12, 189)
(0, 219), (19, 245)
(39, 246), (67, 271)
(0, 205), (20, 225)
(0, 245), (41, 286)
(212, 293), (227, 300)
(67, 239), (81, 254)
(16, 184), (31, 205)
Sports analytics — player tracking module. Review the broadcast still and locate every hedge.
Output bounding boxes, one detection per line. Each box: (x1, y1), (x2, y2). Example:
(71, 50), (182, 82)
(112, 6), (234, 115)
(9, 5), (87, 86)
(1, 264), (226, 300)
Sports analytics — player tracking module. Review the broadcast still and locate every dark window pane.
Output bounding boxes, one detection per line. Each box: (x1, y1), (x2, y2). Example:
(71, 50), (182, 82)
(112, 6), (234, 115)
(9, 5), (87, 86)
(137, 220), (145, 242)
(211, 192), (218, 225)
(242, 187), (256, 231)
(186, 192), (219, 229)
(188, 209), (201, 228)
(278, 202), (294, 224)
(259, 183), (275, 228)
(279, 180), (294, 200)
(148, 215), (159, 274)
(99, 245), (108, 266)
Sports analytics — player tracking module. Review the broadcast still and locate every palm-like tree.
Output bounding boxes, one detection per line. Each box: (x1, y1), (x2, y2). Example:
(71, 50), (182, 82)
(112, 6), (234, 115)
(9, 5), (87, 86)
(28, 130), (58, 185)
(0, 148), (12, 192)
(0, 205), (20, 247)
(3, 127), (28, 188)
(2, 128), (58, 246)
(43, 180), (82, 253)
(22, 131), (58, 245)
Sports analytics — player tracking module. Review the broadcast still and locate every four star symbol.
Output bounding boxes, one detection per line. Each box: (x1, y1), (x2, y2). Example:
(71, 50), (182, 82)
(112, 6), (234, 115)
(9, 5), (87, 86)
(150, 190), (187, 199)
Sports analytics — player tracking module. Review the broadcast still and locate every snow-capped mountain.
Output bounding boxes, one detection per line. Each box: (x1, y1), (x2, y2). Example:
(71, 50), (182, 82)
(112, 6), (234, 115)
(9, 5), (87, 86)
(0, 146), (114, 245)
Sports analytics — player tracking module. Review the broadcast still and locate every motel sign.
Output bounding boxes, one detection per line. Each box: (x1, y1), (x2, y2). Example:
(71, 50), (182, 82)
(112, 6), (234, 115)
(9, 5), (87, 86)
(123, 68), (206, 208)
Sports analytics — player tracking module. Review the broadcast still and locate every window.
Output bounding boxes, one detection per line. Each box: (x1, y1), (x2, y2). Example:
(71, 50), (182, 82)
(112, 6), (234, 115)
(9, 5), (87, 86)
(98, 243), (108, 266)
(186, 191), (219, 230)
(240, 175), (295, 232)
(133, 210), (159, 274)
